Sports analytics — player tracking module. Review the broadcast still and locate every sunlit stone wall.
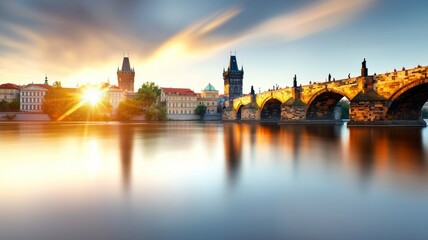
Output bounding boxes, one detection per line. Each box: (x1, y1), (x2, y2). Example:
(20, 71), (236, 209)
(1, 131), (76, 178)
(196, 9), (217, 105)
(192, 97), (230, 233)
(222, 108), (237, 121)
(241, 108), (259, 121)
(375, 67), (428, 99)
(350, 101), (387, 122)
(280, 105), (306, 121)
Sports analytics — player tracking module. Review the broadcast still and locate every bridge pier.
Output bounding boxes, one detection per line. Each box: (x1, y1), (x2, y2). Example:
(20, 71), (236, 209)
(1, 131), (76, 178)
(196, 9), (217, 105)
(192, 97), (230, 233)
(241, 107), (260, 122)
(279, 99), (306, 124)
(348, 91), (387, 126)
(222, 107), (237, 121)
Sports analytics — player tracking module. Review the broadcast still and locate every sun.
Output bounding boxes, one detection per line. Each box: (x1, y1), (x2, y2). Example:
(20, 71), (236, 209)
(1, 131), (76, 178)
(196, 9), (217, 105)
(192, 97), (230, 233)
(82, 86), (104, 106)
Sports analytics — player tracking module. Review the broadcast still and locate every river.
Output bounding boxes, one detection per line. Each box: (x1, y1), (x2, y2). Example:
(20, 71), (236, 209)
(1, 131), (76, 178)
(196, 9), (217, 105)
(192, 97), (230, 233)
(0, 121), (427, 240)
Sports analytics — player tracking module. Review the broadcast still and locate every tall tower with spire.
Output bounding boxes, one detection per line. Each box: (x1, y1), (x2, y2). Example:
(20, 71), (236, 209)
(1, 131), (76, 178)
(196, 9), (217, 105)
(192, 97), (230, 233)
(223, 54), (244, 100)
(117, 56), (135, 92)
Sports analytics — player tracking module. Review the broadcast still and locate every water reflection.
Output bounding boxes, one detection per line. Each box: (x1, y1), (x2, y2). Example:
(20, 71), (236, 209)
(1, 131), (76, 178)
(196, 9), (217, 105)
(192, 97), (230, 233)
(349, 127), (428, 184)
(223, 123), (242, 185)
(1, 122), (428, 240)
(280, 124), (341, 151)
(222, 123), (428, 186)
(119, 124), (133, 193)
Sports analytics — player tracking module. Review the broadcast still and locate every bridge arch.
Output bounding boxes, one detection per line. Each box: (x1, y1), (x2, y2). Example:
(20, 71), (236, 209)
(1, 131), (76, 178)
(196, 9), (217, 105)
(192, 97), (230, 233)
(306, 89), (349, 120)
(259, 97), (282, 122)
(386, 78), (428, 120)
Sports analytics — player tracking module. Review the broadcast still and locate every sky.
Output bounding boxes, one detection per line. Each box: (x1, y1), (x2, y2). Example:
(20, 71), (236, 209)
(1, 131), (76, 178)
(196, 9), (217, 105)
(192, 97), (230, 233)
(0, 0), (427, 94)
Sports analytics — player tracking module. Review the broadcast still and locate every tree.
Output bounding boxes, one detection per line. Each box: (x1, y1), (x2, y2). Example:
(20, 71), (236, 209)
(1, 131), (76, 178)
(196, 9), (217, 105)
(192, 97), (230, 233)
(195, 104), (207, 120)
(9, 99), (20, 111)
(52, 81), (62, 88)
(135, 82), (166, 121)
(43, 87), (75, 120)
(0, 100), (9, 112)
(341, 101), (350, 119)
(136, 82), (161, 108)
(0, 99), (20, 112)
(423, 109), (428, 119)
(146, 103), (167, 120)
(117, 99), (141, 120)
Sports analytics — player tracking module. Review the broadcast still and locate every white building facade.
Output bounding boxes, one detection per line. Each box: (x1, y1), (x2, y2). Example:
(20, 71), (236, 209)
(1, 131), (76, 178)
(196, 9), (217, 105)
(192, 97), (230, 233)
(20, 84), (50, 112)
(161, 87), (199, 120)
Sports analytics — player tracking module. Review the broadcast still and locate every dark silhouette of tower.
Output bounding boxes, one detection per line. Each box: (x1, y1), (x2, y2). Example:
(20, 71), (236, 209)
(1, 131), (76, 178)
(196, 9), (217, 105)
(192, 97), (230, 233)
(117, 56), (135, 92)
(223, 54), (244, 100)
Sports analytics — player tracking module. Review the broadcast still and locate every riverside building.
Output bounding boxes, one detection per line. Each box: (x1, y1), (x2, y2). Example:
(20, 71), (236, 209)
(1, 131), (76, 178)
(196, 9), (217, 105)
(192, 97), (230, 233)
(161, 87), (199, 120)
(0, 83), (20, 102)
(20, 76), (51, 112)
(197, 83), (219, 114)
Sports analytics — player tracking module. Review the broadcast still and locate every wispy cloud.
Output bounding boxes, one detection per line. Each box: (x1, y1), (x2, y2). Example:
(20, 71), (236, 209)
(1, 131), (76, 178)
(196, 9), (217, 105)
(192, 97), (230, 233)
(148, 0), (375, 64)
(240, 0), (375, 41)
(0, 0), (375, 87)
(147, 8), (241, 64)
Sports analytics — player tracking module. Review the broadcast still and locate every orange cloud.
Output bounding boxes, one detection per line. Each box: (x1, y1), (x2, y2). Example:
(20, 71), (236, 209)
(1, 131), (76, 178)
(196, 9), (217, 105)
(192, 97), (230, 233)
(147, 8), (241, 64)
(148, 0), (375, 65)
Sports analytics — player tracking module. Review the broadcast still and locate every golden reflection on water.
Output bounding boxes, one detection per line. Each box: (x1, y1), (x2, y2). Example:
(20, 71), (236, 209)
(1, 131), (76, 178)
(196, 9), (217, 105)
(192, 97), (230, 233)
(348, 127), (428, 186)
(223, 123), (243, 184)
(119, 124), (133, 192)
(1, 122), (428, 240)
(222, 123), (428, 186)
(1, 122), (427, 198)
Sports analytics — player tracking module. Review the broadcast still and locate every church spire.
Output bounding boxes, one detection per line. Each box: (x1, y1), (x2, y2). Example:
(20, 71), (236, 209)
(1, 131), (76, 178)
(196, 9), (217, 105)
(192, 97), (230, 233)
(44, 74), (49, 85)
(120, 56), (133, 72)
(228, 55), (239, 71)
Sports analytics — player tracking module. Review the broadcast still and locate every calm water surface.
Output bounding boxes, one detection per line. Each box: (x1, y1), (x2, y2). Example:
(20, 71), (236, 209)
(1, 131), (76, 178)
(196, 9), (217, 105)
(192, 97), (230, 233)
(1, 121), (428, 240)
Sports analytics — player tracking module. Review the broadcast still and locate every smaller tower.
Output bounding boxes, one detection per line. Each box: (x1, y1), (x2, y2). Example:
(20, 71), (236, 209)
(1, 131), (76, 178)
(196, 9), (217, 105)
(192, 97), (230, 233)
(44, 75), (49, 85)
(117, 56), (135, 92)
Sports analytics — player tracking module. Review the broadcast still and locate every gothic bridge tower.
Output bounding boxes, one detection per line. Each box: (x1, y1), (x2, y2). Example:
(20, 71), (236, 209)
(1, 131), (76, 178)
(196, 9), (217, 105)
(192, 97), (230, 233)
(117, 56), (135, 92)
(223, 54), (244, 101)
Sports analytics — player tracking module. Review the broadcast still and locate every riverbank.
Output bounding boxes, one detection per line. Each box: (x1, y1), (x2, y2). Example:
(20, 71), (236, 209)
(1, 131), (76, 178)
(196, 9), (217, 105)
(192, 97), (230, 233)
(0, 112), (221, 122)
(0, 112), (50, 121)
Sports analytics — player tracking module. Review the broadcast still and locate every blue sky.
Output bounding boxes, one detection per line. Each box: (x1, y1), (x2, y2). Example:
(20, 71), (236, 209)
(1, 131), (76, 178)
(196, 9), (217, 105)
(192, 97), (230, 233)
(0, 0), (427, 93)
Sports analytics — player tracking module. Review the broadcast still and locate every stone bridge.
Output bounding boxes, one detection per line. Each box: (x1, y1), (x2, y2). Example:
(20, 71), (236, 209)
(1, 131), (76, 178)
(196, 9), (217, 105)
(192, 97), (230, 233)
(222, 63), (428, 126)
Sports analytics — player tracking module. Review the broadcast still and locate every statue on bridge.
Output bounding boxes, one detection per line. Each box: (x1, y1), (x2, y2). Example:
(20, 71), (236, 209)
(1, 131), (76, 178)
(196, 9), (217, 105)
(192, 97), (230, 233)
(361, 58), (368, 77)
(293, 74), (297, 88)
(250, 85), (255, 95)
